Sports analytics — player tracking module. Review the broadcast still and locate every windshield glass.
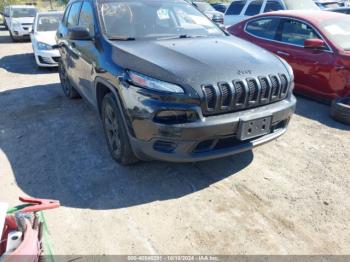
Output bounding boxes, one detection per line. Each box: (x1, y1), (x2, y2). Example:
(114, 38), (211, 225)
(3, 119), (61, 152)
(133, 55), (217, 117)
(284, 0), (319, 10)
(322, 2), (343, 8)
(321, 17), (350, 50)
(36, 13), (63, 32)
(11, 8), (37, 18)
(99, 0), (224, 40)
(195, 2), (215, 12)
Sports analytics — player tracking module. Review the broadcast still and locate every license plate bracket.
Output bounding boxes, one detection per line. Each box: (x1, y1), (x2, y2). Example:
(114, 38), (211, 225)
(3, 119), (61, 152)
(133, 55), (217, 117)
(238, 116), (272, 141)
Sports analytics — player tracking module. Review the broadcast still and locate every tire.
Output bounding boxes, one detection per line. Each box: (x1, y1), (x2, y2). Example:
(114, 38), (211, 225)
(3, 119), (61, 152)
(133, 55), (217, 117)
(331, 97), (350, 125)
(101, 93), (139, 165)
(9, 31), (17, 42)
(58, 60), (80, 99)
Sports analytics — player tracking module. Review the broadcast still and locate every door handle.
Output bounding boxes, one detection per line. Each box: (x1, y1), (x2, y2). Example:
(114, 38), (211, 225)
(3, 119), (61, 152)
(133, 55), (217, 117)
(335, 65), (345, 71)
(277, 51), (290, 57)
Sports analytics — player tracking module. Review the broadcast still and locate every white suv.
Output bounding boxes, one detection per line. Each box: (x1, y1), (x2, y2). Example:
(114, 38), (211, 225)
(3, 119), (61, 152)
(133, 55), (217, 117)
(4, 5), (37, 41)
(224, 0), (319, 26)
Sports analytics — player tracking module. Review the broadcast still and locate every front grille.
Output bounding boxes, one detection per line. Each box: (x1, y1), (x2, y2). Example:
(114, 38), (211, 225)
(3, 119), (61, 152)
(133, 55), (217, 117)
(52, 57), (60, 63)
(38, 56), (54, 64)
(259, 77), (269, 101)
(233, 81), (245, 105)
(203, 85), (216, 109)
(247, 78), (259, 103)
(201, 74), (290, 116)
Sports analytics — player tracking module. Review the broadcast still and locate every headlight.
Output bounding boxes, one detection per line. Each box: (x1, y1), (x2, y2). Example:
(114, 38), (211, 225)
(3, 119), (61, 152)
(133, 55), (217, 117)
(12, 21), (20, 28)
(128, 71), (184, 94)
(37, 42), (52, 51)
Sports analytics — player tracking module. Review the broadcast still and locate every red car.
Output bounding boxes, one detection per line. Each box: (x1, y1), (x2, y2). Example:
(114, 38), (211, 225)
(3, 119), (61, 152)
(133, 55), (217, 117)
(228, 10), (350, 102)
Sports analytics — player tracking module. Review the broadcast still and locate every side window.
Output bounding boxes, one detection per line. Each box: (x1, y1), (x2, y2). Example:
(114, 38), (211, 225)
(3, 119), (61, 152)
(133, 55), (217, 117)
(264, 0), (284, 12)
(62, 4), (72, 26)
(67, 2), (82, 28)
(226, 0), (246, 15)
(78, 1), (95, 35)
(245, 0), (263, 16)
(246, 18), (280, 40)
(280, 19), (321, 46)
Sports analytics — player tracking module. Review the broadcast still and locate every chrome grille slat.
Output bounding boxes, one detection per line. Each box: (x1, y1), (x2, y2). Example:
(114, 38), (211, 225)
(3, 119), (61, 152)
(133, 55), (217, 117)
(246, 78), (259, 103)
(218, 82), (231, 107)
(201, 73), (289, 116)
(259, 77), (269, 101)
(202, 85), (216, 110)
(233, 81), (245, 106)
(279, 74), (289, 98)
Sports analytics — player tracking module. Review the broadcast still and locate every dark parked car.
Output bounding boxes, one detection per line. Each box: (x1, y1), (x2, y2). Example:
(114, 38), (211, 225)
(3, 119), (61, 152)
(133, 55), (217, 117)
(56, 0), (296, 164)
(192, 1), (224, 23)
(211, 2), (230, 13)
(328, 7), (350, 13)
(228, 10), (350, 102)
(314, 0), (346, 9)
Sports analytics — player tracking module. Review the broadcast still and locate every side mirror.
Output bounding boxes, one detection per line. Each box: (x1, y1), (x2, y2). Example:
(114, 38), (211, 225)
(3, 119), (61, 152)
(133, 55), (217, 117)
(67, 27), (92, 41)
(304, 38), (326, 50)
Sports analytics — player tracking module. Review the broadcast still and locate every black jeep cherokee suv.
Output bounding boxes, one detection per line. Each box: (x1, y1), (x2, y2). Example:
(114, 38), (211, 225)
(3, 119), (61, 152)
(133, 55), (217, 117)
(56, 0), (296, 164)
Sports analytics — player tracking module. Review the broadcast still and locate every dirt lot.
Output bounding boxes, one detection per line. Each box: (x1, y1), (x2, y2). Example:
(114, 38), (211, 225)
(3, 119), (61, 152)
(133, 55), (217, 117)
(0, 25), (350, 255)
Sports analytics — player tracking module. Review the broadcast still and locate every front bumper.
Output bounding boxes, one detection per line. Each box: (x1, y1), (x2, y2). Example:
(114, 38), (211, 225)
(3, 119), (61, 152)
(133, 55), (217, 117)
(11, 26), (32, 37)
(122, 86), (296, 162)
(34, 49), (60, 67)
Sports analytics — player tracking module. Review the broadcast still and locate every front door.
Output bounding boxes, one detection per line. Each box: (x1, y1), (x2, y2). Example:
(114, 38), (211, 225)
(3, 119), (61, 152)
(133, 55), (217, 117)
(73, 0), (98, 103)
(273, 18), (336, 99)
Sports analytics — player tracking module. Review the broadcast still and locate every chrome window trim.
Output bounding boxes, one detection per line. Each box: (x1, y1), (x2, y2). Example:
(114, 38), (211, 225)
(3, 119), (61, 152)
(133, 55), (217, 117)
(244, 16), (334, 53)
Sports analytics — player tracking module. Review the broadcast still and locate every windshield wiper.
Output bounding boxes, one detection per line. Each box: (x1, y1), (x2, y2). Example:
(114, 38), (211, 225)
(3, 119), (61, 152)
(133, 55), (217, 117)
(157, 34), (207, 40)
(108, 36), (135, 41)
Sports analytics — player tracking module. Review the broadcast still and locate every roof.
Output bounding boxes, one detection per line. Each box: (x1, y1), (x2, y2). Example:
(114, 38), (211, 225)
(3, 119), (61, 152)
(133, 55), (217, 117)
(36, 11), (64, 15)
(255, 10), (348, 24)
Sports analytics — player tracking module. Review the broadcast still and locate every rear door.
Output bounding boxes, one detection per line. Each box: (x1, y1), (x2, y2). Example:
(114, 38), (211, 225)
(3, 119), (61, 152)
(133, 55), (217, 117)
(243, 17), (281, 52)
(242, 0), (265, 21)
(224, 0), (247, 25)
(262, 0), (285, 13)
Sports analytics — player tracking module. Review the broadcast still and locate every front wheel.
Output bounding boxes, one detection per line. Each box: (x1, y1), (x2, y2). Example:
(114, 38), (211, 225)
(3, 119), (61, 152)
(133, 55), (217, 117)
(9, 31), (17, 42)
(101, 93), (138, 165)
(58, 60), (80, 99)
(331, 97), (350, 125)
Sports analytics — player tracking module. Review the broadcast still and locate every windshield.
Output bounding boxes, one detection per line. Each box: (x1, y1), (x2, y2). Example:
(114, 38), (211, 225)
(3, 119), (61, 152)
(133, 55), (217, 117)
(321, 17), (350, 50)
(195, 2), (215, 12)
(11, 8), (37, 18)
(36, 14), (63, 32)
(284, 0), (320, 10)
(321, 2), (343, 8)
(99, 0), (224, 40)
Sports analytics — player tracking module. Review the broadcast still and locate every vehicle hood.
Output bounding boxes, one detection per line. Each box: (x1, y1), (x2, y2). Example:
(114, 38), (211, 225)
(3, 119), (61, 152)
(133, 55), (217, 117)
(111, 36), (290, 95)
(11, 17), (34, 24)
(204, 10), (224, 18)
(34, 31), (57, 46)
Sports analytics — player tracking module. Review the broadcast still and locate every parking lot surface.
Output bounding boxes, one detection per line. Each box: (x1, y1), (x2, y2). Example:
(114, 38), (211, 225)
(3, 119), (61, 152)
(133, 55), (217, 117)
(0, 26), (350, 255)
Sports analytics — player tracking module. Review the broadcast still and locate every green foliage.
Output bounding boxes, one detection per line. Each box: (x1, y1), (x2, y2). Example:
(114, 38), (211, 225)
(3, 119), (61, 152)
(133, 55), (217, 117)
(0, 0), (19, 13)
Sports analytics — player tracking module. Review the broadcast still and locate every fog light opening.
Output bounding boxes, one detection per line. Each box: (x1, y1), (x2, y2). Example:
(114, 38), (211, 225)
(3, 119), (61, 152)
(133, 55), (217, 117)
(154, 110), (198, 124)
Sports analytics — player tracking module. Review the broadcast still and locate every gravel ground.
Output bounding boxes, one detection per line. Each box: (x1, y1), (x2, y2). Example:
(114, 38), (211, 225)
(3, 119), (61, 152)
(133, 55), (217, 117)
(0, 26), (350, 255)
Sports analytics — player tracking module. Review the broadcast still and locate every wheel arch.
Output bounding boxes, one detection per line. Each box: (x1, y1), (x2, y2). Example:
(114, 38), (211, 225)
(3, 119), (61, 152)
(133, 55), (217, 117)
(94, 77), (135, 137)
